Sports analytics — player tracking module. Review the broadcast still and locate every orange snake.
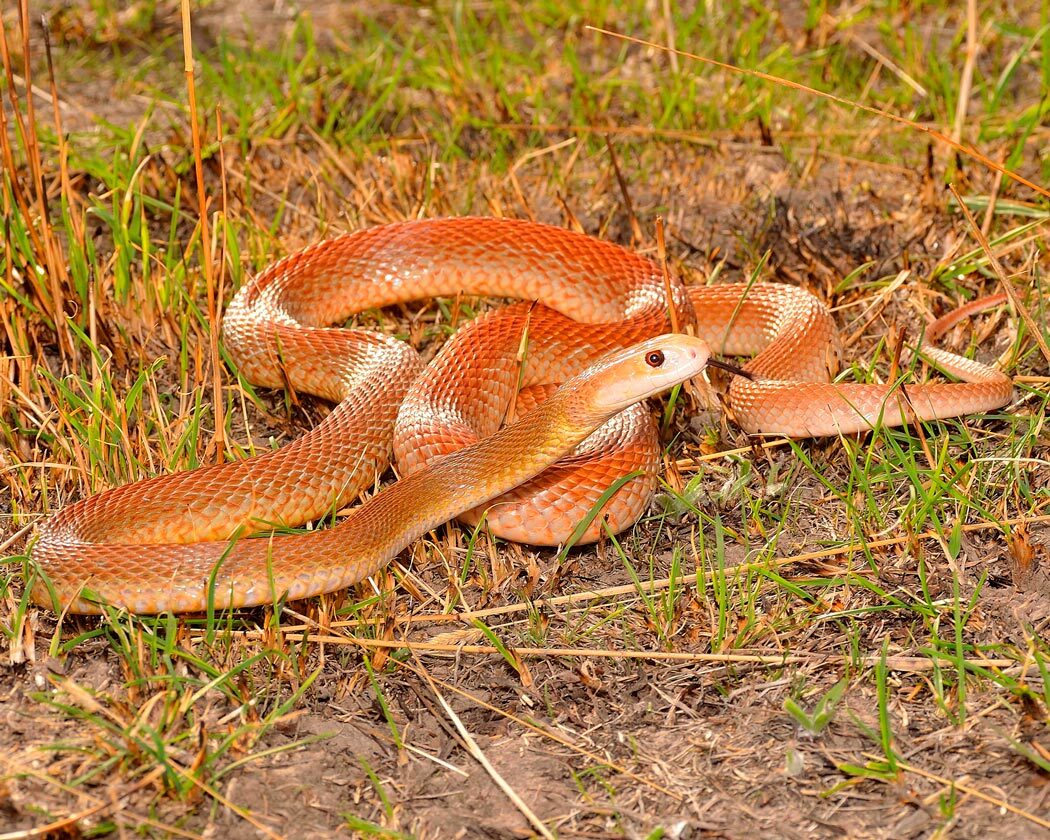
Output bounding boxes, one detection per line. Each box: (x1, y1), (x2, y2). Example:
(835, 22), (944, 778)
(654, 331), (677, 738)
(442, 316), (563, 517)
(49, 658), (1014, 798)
(29, 218), (1013, 614)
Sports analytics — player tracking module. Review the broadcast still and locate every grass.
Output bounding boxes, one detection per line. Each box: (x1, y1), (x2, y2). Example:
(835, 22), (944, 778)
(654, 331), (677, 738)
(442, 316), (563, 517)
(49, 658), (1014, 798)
(2, 0), (1049, 835)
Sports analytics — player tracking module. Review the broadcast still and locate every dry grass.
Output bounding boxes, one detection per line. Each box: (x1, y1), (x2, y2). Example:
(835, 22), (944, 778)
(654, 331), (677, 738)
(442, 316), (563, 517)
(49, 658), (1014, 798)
(2, 1), (1049, 837)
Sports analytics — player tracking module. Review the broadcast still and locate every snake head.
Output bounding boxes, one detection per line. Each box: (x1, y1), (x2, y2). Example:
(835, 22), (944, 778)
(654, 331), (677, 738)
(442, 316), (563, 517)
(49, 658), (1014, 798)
(566, 334), (714, 425)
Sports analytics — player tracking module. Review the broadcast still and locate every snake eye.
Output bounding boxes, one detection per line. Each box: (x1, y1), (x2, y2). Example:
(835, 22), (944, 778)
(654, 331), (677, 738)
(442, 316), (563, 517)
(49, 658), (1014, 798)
(645, 350), (665, 368)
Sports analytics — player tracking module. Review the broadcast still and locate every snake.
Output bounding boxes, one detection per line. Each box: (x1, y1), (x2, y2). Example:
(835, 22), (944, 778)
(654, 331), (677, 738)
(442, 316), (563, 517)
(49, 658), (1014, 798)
(29, 218), (1013, 614)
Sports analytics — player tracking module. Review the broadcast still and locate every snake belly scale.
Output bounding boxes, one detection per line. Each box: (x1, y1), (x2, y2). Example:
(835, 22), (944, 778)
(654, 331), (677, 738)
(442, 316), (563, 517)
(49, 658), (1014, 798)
(30, 218), (1013, 614)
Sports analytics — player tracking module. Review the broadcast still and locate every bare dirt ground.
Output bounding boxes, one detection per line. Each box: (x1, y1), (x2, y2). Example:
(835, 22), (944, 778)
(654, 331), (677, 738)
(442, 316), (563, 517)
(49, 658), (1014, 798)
(2, 2), (1049, 838)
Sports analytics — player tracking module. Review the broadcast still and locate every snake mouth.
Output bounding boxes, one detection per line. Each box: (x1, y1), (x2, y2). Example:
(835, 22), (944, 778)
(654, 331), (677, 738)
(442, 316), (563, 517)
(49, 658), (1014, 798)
(706, 358), (753, 380)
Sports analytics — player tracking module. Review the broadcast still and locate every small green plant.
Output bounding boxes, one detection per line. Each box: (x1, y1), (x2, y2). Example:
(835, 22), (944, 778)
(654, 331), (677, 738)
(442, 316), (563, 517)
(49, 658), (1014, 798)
(938, 783), (958, 822)
(784, 677), (849, 735)
(342, 812), (413, 839)
(828, 641), (903, 795)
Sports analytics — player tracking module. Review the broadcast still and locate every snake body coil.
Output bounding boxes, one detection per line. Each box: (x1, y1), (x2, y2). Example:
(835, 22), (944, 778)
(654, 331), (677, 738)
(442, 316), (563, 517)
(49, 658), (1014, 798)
(31, 218), (1013, 614)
